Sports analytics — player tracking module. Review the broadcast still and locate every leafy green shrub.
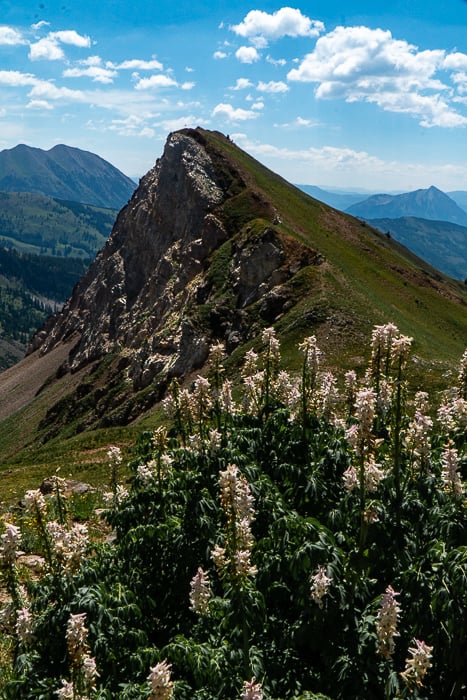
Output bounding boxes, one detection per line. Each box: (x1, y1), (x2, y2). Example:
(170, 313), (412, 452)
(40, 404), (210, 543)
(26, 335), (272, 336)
(1, 329), (466, 699)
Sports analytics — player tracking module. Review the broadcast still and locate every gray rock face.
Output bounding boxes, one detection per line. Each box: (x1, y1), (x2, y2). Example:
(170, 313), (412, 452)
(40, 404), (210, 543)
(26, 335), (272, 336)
(28, 128), (317, 425)
(31, 132), (226, 376)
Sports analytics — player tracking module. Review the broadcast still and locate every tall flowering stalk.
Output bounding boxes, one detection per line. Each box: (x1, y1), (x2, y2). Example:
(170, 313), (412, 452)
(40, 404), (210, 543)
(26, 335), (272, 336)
(23, 489), (55, 572)
(214, 464), (256, 581)
(375, 586), (401, 658)
(209, 342), (226, 431)
(152, 426), (169, 495)
(0, 521), (23, 622)
(107, 445), (123, 506)
(299, 335), (322, 428)
(189, 567), (211, 616)
(213, 463), (257, 678)
(261, 327), (280, 414)
(458, 349), (467, 401)
(404, 392), (433, 477)
(345, 387), (383, 552)
(63, 612), (99, 697)
(441, 442), (463, 499)
(390, 332), (413, 519)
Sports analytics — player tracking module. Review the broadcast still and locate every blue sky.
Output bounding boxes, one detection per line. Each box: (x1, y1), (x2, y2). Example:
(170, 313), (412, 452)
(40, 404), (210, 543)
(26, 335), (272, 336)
(2, 1), (467, 192)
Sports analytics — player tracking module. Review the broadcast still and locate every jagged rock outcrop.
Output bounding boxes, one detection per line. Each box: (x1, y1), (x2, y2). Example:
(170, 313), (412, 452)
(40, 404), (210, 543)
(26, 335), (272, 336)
(28, 128), (318, 429)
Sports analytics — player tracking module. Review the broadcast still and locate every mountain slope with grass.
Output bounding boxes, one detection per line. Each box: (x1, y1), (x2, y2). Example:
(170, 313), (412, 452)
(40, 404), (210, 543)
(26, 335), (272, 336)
(0, 127), (466, 466)
(369, 216), (467, 281)
(0, 143), (136, 208)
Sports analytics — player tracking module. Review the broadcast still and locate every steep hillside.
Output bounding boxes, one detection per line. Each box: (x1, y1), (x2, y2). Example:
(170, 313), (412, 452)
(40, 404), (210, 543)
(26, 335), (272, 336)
(0, 143), (136, 208)
(0, 191), (117, 258)
(0, 128), (466, 457)
(347, 186), (467, 226)
(369, 217), (467, 281)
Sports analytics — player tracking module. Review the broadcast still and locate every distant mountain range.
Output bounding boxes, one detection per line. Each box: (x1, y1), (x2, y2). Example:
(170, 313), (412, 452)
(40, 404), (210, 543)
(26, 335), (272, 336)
(0, 144), (135, 367)
(296, 184), (467, 280)
(346, 185), (467, 227)
(0, 143), (136, 209)
(296, 184), (366, 211)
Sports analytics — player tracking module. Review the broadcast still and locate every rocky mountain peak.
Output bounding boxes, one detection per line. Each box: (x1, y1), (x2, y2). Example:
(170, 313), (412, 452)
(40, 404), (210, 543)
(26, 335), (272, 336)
(27, 128), (317, 428)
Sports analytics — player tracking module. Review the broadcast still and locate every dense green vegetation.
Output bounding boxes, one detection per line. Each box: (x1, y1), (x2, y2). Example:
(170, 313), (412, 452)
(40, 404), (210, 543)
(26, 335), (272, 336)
(0, 285), (51, 346)
(0, 247), (89, 300)
(0, 192), (116, 259)
(0, 246), (89, 368)
(1, 325), (465, 699)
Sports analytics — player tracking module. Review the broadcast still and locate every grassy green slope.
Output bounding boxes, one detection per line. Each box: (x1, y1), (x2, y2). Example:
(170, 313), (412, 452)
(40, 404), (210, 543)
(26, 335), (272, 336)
(199, 129), (466, 370)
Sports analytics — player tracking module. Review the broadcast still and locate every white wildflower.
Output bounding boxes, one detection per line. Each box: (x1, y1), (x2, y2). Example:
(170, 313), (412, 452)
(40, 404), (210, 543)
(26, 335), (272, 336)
(147, 659), (174, 700)
(376, 586), (401, 658)
(189, 567), (211, 615)
(310, 565), (332, 607)
(241, 676), (263, 700)
(400, 639), (433, 688)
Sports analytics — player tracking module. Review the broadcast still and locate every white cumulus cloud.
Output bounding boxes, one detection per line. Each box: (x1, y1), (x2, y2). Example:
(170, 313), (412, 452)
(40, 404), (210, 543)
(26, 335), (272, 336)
(26, 99), (53, 110)
(287, 25), (467, 127)
(29, 29), (91, 61)
(212, 102), (259, 121)
(0, 70), (39, 87)
(233, 78), (253, 90)
(257, 80), (289, 93)
(235, 46), (260, 63)
(232, 7), (324, 45)
(63, 66), (117, 84)
(52, 30), (91, 47)
(135, 74), (178, 90)
(114, 58), (164, 71)
(213, 50), (228, 59)
(28, 81), (85, 101)
(0, 25), (26, 45)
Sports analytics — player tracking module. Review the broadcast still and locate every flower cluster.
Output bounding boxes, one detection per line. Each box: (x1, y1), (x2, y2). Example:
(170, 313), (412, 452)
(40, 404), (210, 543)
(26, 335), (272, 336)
(64, 612), (98, 694)
(400, 639), (433, 688)
(441, 443), (463, 499)
(214, 464), (256, 579)
(241, 677), (263, 700)
(15, 606), (34, 646)
(310, 565), (332, 608)
(46, 521), (89, 572)
(375, 585), (401, 658)
(147, 659), (174, 700)
(0, 521), (22, 567)
(23, 489), (47, 517)
(404, 393), (433, 473)
(189, 567), (211, 615)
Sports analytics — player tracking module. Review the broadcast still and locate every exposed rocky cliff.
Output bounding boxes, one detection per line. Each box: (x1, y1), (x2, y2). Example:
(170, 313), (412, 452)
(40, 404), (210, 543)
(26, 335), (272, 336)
(27, 128), (319, 431)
